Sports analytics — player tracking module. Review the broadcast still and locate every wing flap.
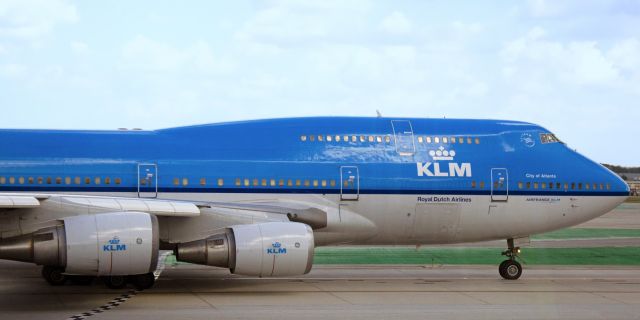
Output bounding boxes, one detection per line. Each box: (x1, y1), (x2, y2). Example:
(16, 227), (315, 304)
(0, 195), (41, 208)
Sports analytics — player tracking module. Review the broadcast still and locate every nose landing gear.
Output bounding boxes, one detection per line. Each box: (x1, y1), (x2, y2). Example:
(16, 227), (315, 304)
(499, 238), (523, 280)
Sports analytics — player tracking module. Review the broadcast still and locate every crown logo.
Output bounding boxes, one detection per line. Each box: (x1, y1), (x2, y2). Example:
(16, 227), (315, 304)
(109, 236), (120, 245)
(429, 146), (456, 161)
(272, 242), (282, 248)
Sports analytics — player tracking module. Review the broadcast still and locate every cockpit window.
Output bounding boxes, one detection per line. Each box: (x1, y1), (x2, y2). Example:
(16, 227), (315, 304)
(540, 133), (562, 144)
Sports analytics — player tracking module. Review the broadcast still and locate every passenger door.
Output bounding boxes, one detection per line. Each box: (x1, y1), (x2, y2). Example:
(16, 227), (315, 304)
(491, 168), (509, 202)
(340, 166), (359, 201)
(391, 120), (415, 156)
(137, 163), (158, 198)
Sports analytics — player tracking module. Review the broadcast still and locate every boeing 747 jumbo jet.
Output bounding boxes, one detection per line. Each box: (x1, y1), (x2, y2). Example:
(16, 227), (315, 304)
(0, 117), (629, 289)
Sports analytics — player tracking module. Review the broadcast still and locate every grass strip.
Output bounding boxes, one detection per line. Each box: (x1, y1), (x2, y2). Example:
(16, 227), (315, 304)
(313, 247), (640, 266)
(534, 228), (640, 240)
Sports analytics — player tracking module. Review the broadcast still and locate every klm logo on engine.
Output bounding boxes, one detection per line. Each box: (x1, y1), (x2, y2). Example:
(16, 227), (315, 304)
(417, 146), (472, 177)
(266, 242), (287, 254)
(103, 236), (127, 252)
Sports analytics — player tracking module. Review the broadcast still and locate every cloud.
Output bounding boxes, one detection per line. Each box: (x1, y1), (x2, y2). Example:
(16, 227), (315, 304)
(0, 63), (27, 78)
(380, 11), (412, 35)
(70, 41), (89, 55)
(120, 35), (233, 74)
(0, 0), (77, 39)
(501, 27), (622, 87)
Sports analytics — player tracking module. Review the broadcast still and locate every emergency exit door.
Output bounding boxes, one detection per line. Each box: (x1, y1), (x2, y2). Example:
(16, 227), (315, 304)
(491, 168), (508, 202)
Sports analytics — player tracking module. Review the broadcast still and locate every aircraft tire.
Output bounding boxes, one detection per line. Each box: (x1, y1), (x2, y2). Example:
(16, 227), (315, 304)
(500, 260), (522, 280)
(498, 260), (509, 278)
(103, 275), (127, 289)
(42, 266), (67, 286)
(130, 273), (155, 290)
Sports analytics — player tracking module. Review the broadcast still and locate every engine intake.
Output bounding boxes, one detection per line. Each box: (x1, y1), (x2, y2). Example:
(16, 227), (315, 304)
(175, 222), (314, 277)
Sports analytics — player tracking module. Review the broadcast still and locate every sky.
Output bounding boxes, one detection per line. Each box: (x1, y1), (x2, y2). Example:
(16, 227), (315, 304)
(0, 0), (639, 165)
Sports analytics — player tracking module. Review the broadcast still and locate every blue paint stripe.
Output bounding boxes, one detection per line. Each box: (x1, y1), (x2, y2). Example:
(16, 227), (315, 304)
(0, 186), (629, 197)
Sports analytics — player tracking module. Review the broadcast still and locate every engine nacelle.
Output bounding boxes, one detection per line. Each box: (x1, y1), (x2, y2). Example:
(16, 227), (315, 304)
(175, 222), (314, 277)
(0, 212), (159, 276)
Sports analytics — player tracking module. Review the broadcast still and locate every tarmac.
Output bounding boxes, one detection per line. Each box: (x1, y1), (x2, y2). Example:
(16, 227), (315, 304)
(0, 204), (638, 320)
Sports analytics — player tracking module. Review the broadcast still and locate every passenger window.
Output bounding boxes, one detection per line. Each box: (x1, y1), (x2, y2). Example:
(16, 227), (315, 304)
(585, 183), (590, 190)
(335, 135), (341, 142)
(479, 181), (485, 188)
(417, 136), (423, 143)
(368, 136), (374, 142)
(564, 183), (568, 190)
(606, 183), (610, 190)
(571, 183), (575, 190)
(270, 179), (276, 187)
(360, 136), (365, 142)
(218, 178), (224, 186)
(46, 177), (52, 184)
(73, 177), (79, 184)
(261, 179), (266, 186)
(434, 137), (440, 143)
(312, 180), (318, 187)
(475, 138), (480, 144)
(287, 179), (293, 187)
(9, 177), (15, 184)
(549, 182), (553, 189)
(450, 137), (456, 144)
(330, 180), (336, 187)
(28, 177), (34, 184)
(300, 135), (307, 142)
(556, 183), (561, 189)
(426, 137), (432, 143)
(385, 136), (391, 143)
(54, 177), (60, 184)
(309, 135), (315, 142)
(173, 178), (179, 186)
(327, 135), (332, 142)
(467, 137), (472, 144)
(526, 182), (531, 189)
(65, 177), (71, 185)
(304, 180), (310, 187)
(443, 137), (448, 143)
(115, 178), (121, 185)
(235, 178), (241, 186)
(518, 182), (523, 189)
(200, 178), (206, 186)
(19, 177), (25, 184)
(376, 136), (382, 143)
(541, 182), (547, 189)
(279, 179), (284, 187)
(321, 180), (327, 187)
(344, 135), (349, 142)
(296, 179), (301, 186)
(318, 135), (324, 142)
(472, 181), (477, 188)
(458, 137), (464, 144)
(578, 183), (582, 190)
(95, 177), (101, 185)
(105, 177), (111, 185)
(0, 177), (4, 184)
(244, 179), (250, 186)
(600, 183), (604, 190)
(534, 182), (539, 189)
(351, 135), (357, 142)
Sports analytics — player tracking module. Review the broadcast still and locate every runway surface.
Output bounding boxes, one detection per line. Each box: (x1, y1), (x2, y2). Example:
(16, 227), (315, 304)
(2, 261), (640, 320)
(0, 204), (638, 320)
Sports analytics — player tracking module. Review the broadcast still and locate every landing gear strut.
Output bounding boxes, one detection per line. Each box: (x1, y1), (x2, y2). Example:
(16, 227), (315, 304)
(499, 238), (523, 280)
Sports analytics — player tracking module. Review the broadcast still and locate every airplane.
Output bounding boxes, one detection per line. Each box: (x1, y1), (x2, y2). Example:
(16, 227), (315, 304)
(0, 117), (629, 289)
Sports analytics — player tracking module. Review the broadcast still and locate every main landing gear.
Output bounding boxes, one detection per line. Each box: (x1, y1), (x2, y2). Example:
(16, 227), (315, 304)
(499, 238), (523, 280)
(41, 266), (155, 290)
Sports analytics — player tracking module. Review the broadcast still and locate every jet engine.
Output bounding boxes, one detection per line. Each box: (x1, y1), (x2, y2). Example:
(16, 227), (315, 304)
(175, 222), (314, 277)
(0, 211), (159, 276)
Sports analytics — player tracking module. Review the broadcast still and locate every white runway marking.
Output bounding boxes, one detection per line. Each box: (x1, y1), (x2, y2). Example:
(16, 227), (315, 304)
(65, 251), (172, 320)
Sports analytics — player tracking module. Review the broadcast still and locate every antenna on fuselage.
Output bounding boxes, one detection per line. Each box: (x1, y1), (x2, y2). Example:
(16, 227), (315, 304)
(376, 110), (382, 118)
